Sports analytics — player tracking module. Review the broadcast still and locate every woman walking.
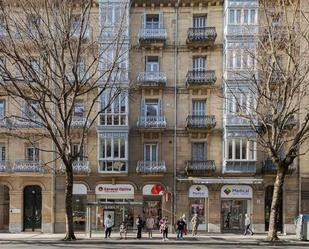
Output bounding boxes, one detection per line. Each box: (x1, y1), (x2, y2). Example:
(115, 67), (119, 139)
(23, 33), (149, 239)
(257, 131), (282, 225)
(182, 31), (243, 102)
(191, 213), (199, 236)
(146, 216), (155, 238)
(160, 217), (168, 241)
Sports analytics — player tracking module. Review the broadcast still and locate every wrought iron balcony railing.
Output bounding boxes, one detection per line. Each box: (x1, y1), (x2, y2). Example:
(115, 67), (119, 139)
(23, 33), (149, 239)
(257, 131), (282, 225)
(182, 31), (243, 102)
(137, 72), (167, 87)
(60, 160), (91, 174)
(71, 117), (90, 128)
(0, 160), (11, 172)
(187, 27), (217, 44)
(261, 159), (296, 175)
(186, 115), (216, 129)
(13, 160), (44, 173)
(138, 28), (167, 43)
(264, 114), (297, 129)
(224, 160), (257, 174)
(186, 70), (216, 86)
(136, 161), (166, 174)
(137, 116), (167, 129)
(12, 117), (42, 128)
(185, 160), (216, 175)
(226, 25), (258, 36)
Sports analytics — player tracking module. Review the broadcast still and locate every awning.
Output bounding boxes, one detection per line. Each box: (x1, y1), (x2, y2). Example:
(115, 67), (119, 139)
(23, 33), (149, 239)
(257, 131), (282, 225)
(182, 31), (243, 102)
(177, 177), (263, 185)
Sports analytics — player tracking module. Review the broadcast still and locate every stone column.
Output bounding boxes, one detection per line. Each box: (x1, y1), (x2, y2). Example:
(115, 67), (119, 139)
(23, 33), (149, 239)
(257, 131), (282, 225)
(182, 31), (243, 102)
(42, 190), (52, 233)
(9, 190), (23, 233)
(252, 187), (265, 233)
(208, 187), (221, 232)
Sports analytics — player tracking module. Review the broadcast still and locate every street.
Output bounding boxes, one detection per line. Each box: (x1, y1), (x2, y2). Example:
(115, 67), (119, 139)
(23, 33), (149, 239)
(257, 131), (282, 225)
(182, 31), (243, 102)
(0, 242), (308, 249)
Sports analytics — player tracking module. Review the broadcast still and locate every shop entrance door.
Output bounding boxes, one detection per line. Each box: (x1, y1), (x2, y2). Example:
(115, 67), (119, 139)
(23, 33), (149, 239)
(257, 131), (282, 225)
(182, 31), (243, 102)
(23, 185), (42, 231)
(222, 199), (247, 233)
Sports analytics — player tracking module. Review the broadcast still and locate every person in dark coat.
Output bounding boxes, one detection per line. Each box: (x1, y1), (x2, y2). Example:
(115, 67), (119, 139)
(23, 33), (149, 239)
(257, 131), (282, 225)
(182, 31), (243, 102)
(136, 215), (143, 239)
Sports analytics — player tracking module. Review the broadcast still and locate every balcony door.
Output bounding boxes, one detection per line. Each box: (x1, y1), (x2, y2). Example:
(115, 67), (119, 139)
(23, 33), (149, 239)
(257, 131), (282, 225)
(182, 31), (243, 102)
(192, 143), (207, 161)
(0, 145), (5, 161)
(192, 100), (206, 116)
(193, 16), (206, 28)
(0, 100), (5, 120)
(72, 144), (84, 161)
(144, 144), (158, 162)
(23, 185), (42, 231)
(146, 56), (159, 72)
(26, 146), (39, 161)
(144, 99), (159, 117)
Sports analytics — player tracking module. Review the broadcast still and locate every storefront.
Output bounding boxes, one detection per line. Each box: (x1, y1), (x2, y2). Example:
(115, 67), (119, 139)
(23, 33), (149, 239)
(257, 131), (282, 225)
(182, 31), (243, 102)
(95, 184), (135, 230)
(221, 185), (252, 233)
(142, 184), (164, 228)
(72, 183), (87, 231)
(188, 185), (208, 231)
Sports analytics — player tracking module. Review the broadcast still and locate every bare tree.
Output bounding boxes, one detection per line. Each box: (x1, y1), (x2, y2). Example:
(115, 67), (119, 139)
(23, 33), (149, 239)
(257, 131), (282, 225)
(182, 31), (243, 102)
(225, 0), (309, 241)
(0, 0), (130, 240)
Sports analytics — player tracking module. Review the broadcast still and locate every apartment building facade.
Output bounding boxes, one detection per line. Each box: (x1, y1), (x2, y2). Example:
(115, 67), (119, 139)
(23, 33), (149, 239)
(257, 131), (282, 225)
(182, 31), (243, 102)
(0, 0), (304, 234)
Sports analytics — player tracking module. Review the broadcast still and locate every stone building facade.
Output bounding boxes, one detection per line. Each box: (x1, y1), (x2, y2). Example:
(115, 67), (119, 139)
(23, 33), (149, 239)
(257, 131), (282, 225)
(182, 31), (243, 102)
(0, 0), (305, 235)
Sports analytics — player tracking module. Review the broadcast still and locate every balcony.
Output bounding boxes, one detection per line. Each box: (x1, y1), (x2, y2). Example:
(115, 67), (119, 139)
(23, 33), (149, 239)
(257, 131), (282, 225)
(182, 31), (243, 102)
(60, 160), (91, 174)
(226, 25), (258, 36)
(138, 28), (167, 46)
(186, 70), (216, 87)
(137, 116), (167, 130)
(185, 160), (216, 176)
(136, 161), (166, 175)
(12, 117), (42, 128)
(137, 72), (167, 88)
(187, 27), (217, 47)
(224, 160), (256, 174)
(264, 114), (297, 129)
(13, 160), (44, 173)
(186, 115), (216, 131)
(0, 161), (11, 172)
(71, 117), (90, 128)
(261, 159), (296, 175)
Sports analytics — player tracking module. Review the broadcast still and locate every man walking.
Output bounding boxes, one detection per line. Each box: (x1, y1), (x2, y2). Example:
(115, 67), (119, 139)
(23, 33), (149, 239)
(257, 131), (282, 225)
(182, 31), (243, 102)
(244, 213), (254, 235)
(136, 215), (143, 239)
(104, 214), (113, 239)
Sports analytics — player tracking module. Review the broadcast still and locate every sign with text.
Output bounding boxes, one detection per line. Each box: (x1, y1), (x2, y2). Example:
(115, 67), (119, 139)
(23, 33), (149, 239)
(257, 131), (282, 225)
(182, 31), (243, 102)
(189, 185), (208, 198)
(95, 184), (134, 199)
(221, 185), (253, 199)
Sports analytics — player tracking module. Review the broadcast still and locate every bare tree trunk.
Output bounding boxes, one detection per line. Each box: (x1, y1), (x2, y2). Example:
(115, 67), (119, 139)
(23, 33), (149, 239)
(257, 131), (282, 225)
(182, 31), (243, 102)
(64, 164), (76, 240)
(267, 168), (285, 241)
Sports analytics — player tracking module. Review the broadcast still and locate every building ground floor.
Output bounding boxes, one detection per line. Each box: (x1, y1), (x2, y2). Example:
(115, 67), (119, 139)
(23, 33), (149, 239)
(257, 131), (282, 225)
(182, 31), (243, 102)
(0, 174), (303, 234)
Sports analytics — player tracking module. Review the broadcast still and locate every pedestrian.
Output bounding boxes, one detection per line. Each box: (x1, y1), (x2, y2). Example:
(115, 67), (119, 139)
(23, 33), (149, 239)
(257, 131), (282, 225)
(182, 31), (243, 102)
(160, 217), (168, 241)
(244, 213), (254, 235)
(104, 214), (113, 239)
(119, 222), (127, 239)
(146, 216), (155, 238)
(176, 217), (186, 240)
(182, 214), (187, 235)
(136, 215), (143, 239)
(191, 213), (199, 236)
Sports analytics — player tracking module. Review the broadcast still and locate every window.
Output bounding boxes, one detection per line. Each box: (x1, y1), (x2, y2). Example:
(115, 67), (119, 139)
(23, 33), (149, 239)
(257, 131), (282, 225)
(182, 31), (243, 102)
(73, 101), (85, 117)
(236, 10), (241, 24)
(228, 49), (254, 70)
(228, 9), (257, 25)
(98, 133), (128, 172)
(146, 15), (159, 29)
(26, 146), (39, 161)
(0, 100), (5, 119)
(193, 16), (206, 28)
(100, 92), (128, 126)
(146, 56), (159, 72)
(101, 3), (126, 27)
(28, 15), (40, 34)
(30, 58), (41, 79)
(226, 93), (253, 115)
(192, 143), (207, 161)
(71, 144), (84, 160)
(24, 101), (39, 120)
(144, 144), (158, 161)
(250, 10), (256, 24)
(71, 15), (88, 38)
(226, 139), (256, 161)
(0, 144), (5, 161)
(229, 10), (235, 24)
(145, 99), (159, 116)
(193, 57), (207, 71)
(192, 100), (205, 116)
(243, 10), (249, 24)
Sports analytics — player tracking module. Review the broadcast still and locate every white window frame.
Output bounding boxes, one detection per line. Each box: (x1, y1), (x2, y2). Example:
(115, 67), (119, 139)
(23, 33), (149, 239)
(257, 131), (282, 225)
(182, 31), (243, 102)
(227, 49), (255, 70)
(26, 145), (39, 161)
(192, 100), (206, 116)
(229, 8), (257, 25)
(225, 138), (256, 161)
(144, 143), (158, 162)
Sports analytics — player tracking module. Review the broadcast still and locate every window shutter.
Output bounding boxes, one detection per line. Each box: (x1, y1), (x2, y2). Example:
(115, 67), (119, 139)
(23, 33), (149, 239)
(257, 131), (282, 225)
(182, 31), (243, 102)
(141, 13), (146, 29)
(159, 12), (164, 29)
(158, 98), (162, 116)
(140, 98), (145, 116)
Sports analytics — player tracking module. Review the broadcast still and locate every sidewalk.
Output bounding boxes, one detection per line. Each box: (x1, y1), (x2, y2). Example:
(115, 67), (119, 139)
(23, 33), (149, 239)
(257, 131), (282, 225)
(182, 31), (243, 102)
(0, 232), (309, 246)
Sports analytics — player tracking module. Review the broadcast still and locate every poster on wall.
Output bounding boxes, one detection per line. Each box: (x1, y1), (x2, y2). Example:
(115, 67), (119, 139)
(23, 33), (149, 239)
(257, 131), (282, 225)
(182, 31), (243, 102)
(189, 185), (208, 198)
(221, 185), (253, 199)
(142, 184), (164, 195)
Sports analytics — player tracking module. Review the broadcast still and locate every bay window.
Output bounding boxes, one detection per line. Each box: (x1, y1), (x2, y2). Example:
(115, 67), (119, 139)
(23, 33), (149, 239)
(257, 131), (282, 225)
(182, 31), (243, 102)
(98, 132), (128, 173)
(229, 8), (257, 25)
(226, 138), (256, 161)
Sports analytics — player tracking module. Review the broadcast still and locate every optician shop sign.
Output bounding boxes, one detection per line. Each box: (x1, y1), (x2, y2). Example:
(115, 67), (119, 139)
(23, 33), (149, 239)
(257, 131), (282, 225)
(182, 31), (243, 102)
(189, 185), (208, 198)
(95, 184), (134, 199)
(221, 185), (253, 199)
